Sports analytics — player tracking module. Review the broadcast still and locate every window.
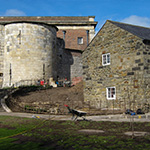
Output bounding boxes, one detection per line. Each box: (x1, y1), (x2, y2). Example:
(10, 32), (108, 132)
(106, 87), (116, 100)
(102, 53), (110, 66)
(78, 37), (83, 44)
(0, 73), (3, 77)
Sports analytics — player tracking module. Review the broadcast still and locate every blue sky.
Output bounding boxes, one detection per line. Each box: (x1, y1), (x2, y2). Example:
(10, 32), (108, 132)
(0, 0), (150, 32)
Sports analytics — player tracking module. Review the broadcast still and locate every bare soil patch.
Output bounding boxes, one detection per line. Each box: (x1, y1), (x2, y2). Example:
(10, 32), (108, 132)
(7, 82), (86, 114)
(78, 129), (105, 134)
(124, 131), (150, 136)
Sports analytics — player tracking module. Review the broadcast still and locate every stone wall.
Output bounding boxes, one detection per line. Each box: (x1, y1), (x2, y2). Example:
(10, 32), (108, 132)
(0, 22), (83, 88)
(82, 21), (150, 113)
(70, 51), (83, 85)
(0, 25), (4, 86)
(143, 41), (150, 109)
(0, 16), (97, 88)
(3, 23), (57, 87)
(57, 38), (83, 85)
(0, 16), (97, 51)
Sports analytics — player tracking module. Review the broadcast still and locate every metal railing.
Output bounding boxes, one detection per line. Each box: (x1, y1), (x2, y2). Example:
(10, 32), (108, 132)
(13, 79), (39, 88)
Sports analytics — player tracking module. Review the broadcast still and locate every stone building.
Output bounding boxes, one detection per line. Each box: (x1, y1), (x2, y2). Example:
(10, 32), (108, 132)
(2, 22), (58, 87)
(82, 20), (150, 113)
(0, 16), (97, 87)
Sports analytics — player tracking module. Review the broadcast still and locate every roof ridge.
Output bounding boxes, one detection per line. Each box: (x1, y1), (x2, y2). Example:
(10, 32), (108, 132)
(108, 20), (150, 30)
(107, 20), (150, 40)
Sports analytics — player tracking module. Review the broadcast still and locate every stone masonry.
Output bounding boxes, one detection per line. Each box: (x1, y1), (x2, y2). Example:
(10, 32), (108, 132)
(0, 16), (97, 87)
(0, 25), (4, 85)
(0, 16), (97, 50)
(57, 39), (83, 84)
(2, 22), (58, 87)
(82, 20), (150, 113)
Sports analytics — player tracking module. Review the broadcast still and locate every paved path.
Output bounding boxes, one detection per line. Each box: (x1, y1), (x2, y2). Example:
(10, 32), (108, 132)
(1, 112), (150, 122)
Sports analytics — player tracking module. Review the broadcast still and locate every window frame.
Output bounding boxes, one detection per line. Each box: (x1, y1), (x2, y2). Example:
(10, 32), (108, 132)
(106, 87), (116, 100)
(78, 37), (83, 45)
(102, 53), (110, 66)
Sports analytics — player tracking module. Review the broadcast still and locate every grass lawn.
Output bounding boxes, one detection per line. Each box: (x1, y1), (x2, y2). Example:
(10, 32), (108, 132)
(0, 115), (150, 150)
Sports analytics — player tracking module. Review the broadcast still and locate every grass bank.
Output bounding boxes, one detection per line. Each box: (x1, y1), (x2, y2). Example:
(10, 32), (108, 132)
(0, 116), (150, 150)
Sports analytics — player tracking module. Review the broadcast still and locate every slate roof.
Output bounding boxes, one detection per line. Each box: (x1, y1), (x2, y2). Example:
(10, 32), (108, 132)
(109, 20), (150, 40)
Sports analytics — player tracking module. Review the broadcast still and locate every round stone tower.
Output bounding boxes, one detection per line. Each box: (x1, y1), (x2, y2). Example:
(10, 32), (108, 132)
(3, 22), (58, 87)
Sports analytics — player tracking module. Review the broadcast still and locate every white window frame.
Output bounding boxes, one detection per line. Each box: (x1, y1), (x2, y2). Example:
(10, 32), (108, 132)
(78, 37), (83, 45)
(106, 87), (116, 100)
(102, 53), (110, 66)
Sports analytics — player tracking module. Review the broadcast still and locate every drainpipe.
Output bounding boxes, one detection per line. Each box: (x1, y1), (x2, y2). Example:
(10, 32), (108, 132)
(43, 64), (45, 80)
(9, 63), (12, 86)
(62, 30), (66, 47)
(86, 30), (89, 46)
(62, 30), (66, 41)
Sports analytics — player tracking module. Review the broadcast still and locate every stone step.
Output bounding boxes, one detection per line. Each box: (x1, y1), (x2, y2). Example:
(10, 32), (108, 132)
(0, 89), (11, 112)
(0, 108), (5, 112)
(0, 103), (5, 112)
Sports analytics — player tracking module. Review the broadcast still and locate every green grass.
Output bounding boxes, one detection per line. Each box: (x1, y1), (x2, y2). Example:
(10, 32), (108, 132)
(0, 116), (150, 150)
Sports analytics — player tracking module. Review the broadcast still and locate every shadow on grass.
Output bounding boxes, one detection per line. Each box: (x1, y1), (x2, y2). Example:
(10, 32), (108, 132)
(0, 116), (150, 150)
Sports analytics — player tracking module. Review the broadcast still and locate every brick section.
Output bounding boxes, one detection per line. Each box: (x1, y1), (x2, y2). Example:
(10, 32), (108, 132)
(71, 76), (83, 86)
(57, 29), (88, 50)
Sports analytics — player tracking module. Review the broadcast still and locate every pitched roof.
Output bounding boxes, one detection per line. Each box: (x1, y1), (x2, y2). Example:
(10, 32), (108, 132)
(109, 20), (150, 40)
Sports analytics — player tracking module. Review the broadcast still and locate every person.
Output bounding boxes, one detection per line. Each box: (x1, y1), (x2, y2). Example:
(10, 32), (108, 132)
(63, 78), (67, 87)
(37, 80), (40, 85)
(40, 80), (44, 86)
(56, 81), (59, 86)
(56, 76), (59, 86)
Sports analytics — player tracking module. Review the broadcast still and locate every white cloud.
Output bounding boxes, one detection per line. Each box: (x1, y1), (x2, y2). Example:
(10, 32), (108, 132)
(121, 15), (150, 27)
(3, 9), (26, 16)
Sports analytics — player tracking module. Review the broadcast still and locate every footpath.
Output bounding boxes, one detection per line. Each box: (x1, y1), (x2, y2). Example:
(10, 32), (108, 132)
(0, 112), (150, 122)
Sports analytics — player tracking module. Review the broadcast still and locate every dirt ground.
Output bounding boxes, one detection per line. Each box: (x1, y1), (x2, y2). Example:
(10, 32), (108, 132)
(6, 81), (124, 115)
(7, 81), (88, 114)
